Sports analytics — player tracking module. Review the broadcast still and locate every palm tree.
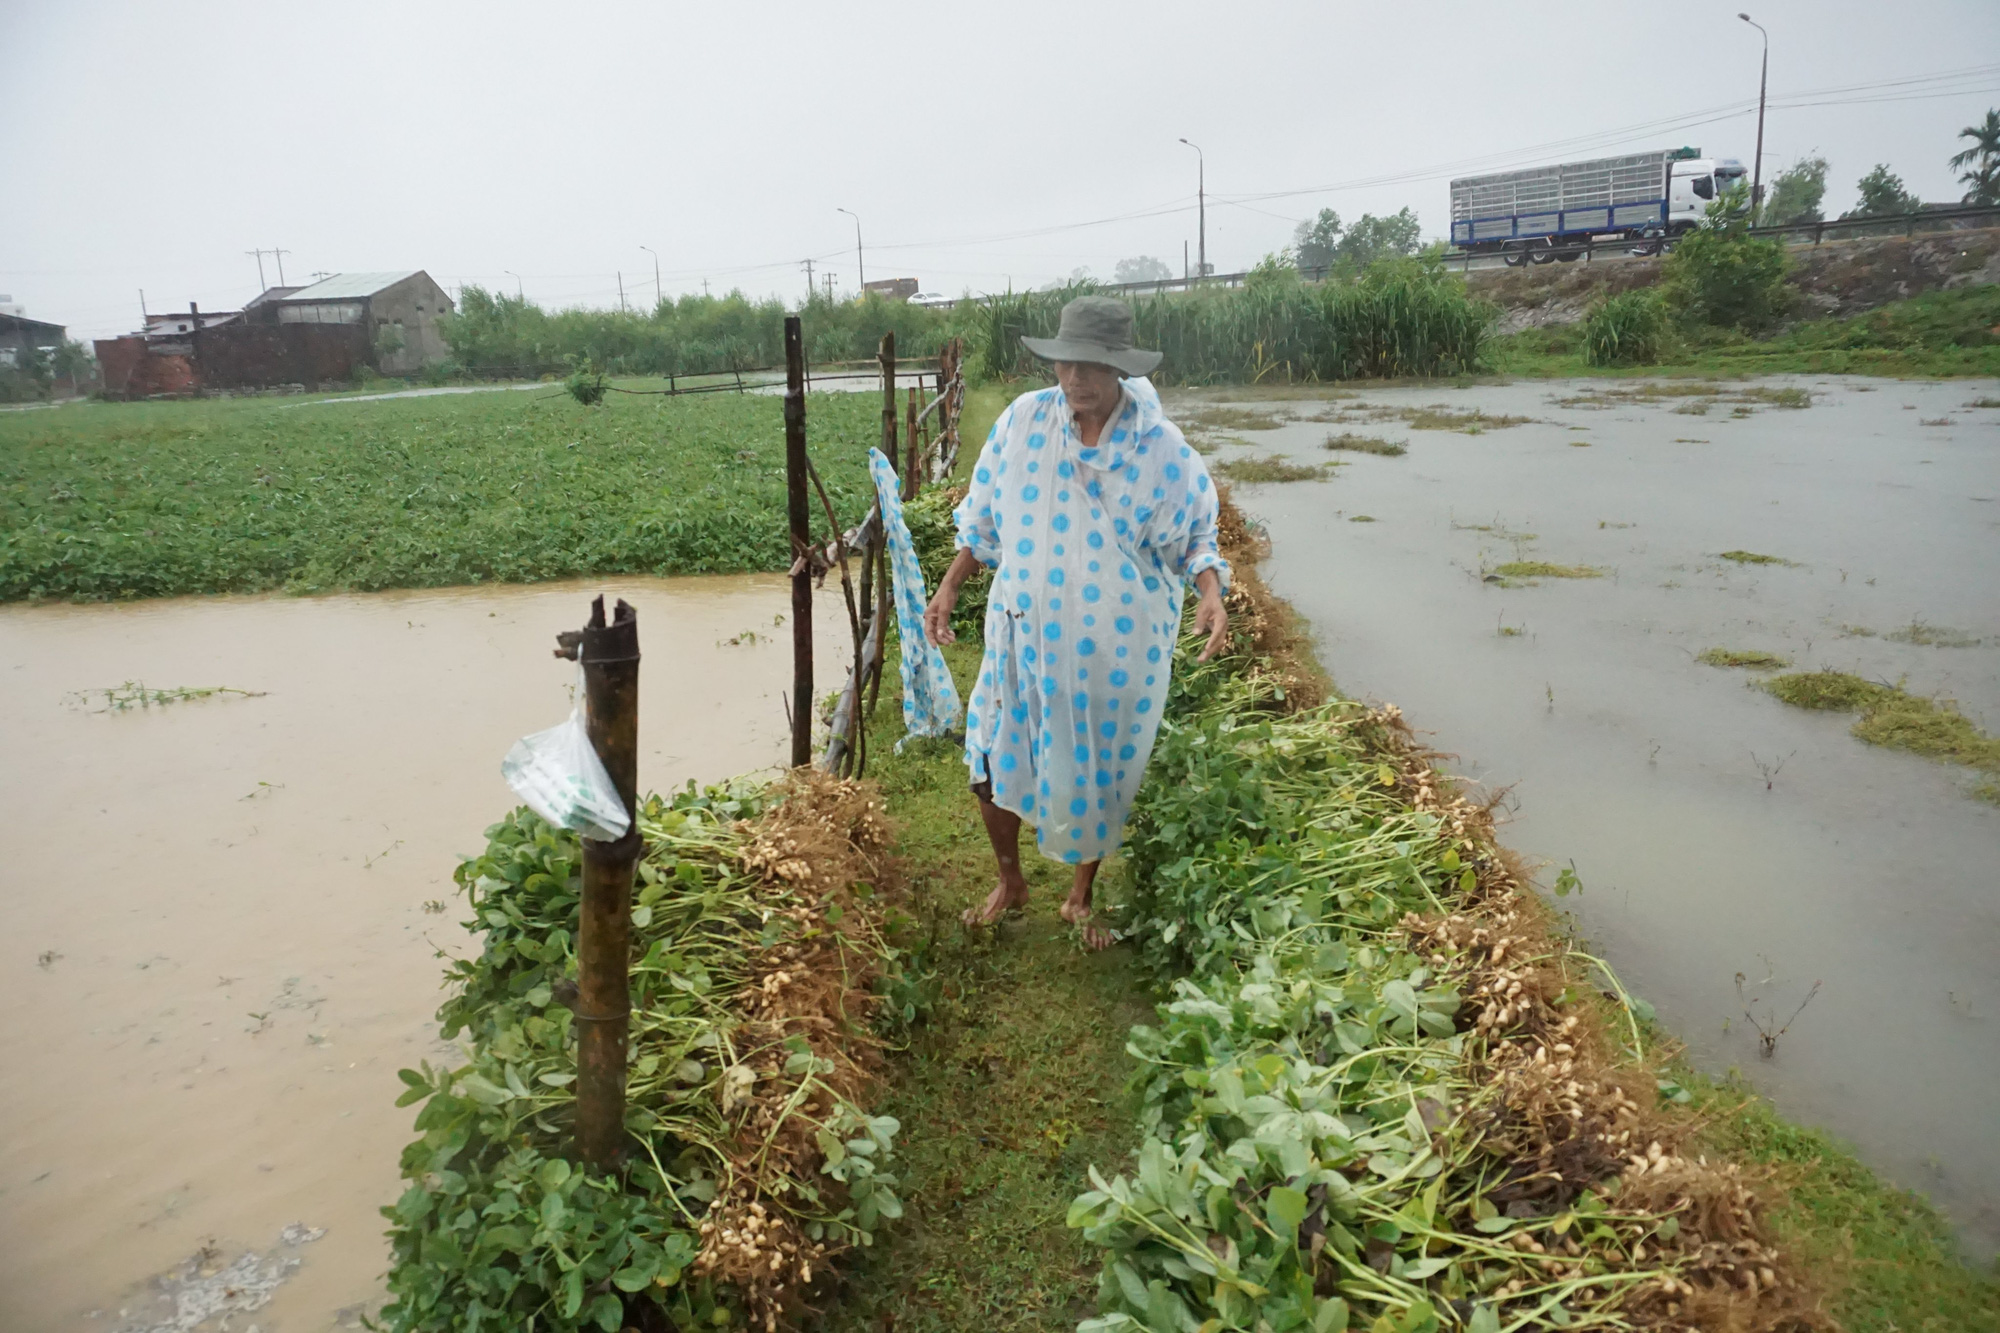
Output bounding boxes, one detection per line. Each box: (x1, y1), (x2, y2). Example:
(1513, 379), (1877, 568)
(1950, 108), (2000, 205)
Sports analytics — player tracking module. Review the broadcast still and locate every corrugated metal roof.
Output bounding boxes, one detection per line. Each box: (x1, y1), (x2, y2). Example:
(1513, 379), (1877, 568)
(277, 271), (420, 301)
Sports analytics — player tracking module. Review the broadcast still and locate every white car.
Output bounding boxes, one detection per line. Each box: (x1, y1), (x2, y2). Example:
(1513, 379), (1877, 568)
(910, 292), (955, 308)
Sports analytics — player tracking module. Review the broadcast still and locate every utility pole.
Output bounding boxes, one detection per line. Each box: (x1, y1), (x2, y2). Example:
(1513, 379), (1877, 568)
(1739, 13), (1769, 222)
(1180, 138), (1206, 279)
(802, 258), (815, 303)
(273, 248), (289, 285)
(836, 208), (865, 292)
(246, 249), (268, 291)
(618, 271), (627, 314)
(639, 246), (661, 311)
(702, 279), (710, 298)
(506, 270), (524, 301)
(1183, 240), (1189, 285)
(139, 289), (148, 320)
(823, 272), (835, 303)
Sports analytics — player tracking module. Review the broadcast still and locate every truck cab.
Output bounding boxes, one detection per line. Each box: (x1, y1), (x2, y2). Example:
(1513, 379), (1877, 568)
(1669, 157), (1749, 228)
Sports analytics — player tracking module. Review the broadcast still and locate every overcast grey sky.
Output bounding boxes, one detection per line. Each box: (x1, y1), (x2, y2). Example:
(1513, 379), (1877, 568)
(6, 0), (1997, 339)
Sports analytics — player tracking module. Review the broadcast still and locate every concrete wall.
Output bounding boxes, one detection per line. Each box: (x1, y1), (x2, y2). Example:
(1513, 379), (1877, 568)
(367, 273), (455, 373)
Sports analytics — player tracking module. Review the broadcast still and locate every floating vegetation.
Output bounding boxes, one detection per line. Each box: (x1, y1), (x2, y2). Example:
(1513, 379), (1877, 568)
(1840, 624), (1878, 638)
(1348, 514), (1378, 522)
(1919, 417), (1953, 426)
(1884, 619), (1983, 648)
(1399, 405), (1531, 433)
(1569, 440), (1593, 447)
(1321, 432), (1405, 456)
(1674, 400), (1712, 416)
(1718, 550), (1796, 566)
(1966, 397), (2000, 409)
(1760, 672), (2000, 777)
(1215, 456), (1330, 484)
(1762, 671), (1899, 711)
(1699, 648), (1792, 669)
(1672, 437), (1709, 443)
(1493, 560), (1602, 580)
(1598, 520), (1635, 529)
(1552, 380), (1718, 408)
(69, 681), (267, 712)
(1181, 406), (1288, 433)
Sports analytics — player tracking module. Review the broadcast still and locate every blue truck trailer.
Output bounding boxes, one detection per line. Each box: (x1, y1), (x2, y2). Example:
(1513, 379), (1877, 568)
(1450, 147), (1747, 265)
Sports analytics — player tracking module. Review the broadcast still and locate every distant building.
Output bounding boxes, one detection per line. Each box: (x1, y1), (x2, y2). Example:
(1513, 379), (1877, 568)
(861, 277), (921, 302)
(0, 297), (66, 368)
(95, 270), (455, 397)
(257, 271), (454, 374)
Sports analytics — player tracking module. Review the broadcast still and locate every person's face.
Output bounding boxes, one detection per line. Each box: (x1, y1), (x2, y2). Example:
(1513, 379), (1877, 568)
(1054, 360), (1123, 418)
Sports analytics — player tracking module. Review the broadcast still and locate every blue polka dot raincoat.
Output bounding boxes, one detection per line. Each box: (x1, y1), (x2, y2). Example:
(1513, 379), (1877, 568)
(953, 377), (1229, 864)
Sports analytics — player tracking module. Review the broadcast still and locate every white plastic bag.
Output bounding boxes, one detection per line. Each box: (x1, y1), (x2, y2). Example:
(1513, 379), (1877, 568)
(501, 669), (631, 842)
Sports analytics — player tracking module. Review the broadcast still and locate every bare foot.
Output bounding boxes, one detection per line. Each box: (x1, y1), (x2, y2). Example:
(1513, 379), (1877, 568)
(963, 878), (1029, 928)
(1059, 899), (1116, 951)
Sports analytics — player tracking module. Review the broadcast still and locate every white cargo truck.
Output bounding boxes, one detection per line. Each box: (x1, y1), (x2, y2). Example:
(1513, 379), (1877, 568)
(1450, 148), (1747, 265)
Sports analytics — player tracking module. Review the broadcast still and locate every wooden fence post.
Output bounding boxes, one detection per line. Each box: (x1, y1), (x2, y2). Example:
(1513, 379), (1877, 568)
(904, 387), (921, 500)
(564, 595), (640, 1169)
(785, 316), (813, 768)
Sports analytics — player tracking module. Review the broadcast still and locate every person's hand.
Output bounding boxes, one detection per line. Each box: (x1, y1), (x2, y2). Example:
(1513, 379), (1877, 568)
(924, 582), (959, 646)
(1193, 588), (1229, 661)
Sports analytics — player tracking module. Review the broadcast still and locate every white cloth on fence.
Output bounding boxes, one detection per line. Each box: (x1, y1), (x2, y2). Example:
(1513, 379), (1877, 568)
(867, 447), (963, 750)
(952, 377), (1228, 865)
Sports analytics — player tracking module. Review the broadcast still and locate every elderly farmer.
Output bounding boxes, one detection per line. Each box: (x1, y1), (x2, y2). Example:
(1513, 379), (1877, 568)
(923, 296), (1229, 949)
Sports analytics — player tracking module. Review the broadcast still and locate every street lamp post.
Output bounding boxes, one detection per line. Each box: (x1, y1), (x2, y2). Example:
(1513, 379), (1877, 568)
(1179, 138), (1206, 280)
(639, 246), (662, 311)
(504, 270), (524, 301)
(1739, 13), (1769, 221)
(836, 208), (865, 293)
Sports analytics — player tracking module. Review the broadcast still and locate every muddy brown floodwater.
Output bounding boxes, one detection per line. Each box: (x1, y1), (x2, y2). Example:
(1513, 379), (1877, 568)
(0, 574), (846, 1331)
(1195, 375), (2000, 1261)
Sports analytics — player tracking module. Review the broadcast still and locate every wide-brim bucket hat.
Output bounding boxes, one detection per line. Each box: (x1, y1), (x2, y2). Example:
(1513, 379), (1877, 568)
(1021, 295), (1162, 376)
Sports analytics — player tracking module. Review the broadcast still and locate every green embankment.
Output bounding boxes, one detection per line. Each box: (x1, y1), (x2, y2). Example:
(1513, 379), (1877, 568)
(1490, 284), (2000, 380)
(838, 571), (1998, 1331)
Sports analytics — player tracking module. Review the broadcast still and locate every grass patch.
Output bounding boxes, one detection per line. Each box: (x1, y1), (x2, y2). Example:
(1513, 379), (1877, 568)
(1399, 405), (1531, 432)
(1180, 405), (1287, 432)
(1214, 456), (1330, 484)
(1761, 670), (2000, 775)
(0, 388), (887, 601)
(817, 640), (1158, 1333)
(1885, 619), (1983, 647)
(1719, 549), (1796, 566)
(1699, 647), (1792, 669)
(1492, 560), (1602, 579)
(1676, 1064), (2000, 1333)
(1321, 431), (1405, 456)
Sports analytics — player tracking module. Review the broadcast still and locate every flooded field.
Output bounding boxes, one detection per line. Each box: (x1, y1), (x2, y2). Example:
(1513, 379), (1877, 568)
(1196, 376), (2000, 1259)
(0, 574), (844, 1330)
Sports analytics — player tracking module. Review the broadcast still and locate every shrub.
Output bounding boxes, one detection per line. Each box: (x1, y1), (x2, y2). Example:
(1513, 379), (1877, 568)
(1583, 290), (1671, 366)
(1659, 196), (1792, 333)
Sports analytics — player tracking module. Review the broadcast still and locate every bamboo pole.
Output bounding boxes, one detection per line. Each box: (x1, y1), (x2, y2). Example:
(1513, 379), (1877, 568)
(562, 595), (640, 1169)
(784, 317), (812, 768)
